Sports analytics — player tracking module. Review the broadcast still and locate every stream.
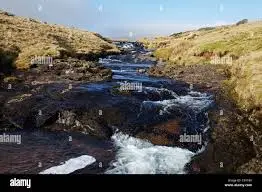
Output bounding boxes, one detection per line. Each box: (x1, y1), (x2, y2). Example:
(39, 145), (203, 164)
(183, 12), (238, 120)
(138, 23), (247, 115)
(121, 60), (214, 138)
(0, 42), (214, 174)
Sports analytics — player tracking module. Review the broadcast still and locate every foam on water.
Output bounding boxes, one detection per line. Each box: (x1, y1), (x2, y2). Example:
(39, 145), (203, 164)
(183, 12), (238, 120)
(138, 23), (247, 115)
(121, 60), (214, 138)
(99, 58), (122, 64)
(39, 155), (96, 174)
(103, 63), (152, 68)
(112, 69), (135, 73)
(145, 91), (213, 114)
(113, 75), (164, 83)
(106, 132), (195, 174)
(112, 70), (137, 76)
(122, 43), (134, 49)
(173, 95), (213, 111)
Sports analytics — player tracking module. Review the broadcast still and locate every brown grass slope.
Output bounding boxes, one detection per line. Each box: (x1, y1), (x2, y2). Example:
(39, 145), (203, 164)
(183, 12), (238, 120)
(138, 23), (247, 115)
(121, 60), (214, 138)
(0, 10), (120, 70)
(140, 21), (262, 118)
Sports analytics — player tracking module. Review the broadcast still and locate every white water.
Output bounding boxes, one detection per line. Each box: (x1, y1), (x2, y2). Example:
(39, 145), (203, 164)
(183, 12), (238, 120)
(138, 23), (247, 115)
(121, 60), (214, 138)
(39, 155), (96, 174)
(104, 43), (212, 174)
(106, 132), (195, 174)
(141, 90), (213, 114)
(105, 90), (212, 174)
(122, 43), (134, 49)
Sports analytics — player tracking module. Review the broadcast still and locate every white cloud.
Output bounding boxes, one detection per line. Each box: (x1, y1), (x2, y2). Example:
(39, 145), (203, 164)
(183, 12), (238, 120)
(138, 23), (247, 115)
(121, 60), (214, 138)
(0, 0), (97, 28)
(213, 20), (229, 26)
(105, 22), (202, 38)
(0, 0), (233, 39)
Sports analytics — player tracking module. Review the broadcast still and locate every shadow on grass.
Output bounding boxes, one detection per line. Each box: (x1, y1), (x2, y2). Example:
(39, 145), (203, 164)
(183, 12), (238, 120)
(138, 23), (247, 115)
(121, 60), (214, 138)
(0, 47), (19, 75)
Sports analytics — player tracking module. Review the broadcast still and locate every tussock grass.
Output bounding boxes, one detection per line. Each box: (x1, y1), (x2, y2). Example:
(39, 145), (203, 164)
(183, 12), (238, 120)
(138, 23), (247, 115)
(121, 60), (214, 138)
(229, 51), (262, 110)
(140, 21), (262, 112)
(0, 10), (120, 69)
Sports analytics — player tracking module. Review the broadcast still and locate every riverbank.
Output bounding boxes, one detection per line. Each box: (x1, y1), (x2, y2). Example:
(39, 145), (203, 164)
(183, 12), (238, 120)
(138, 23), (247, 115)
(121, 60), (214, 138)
(141, 20), (261, 173)
(0, 40), (211, 174)
(148, 63), (260, 173)
(1, 10), (261, 173)
(144, 37), (261, 174)
(141, 20), (262, 118)
(0, 10), (120, 72)
(0, 10), (122, 135)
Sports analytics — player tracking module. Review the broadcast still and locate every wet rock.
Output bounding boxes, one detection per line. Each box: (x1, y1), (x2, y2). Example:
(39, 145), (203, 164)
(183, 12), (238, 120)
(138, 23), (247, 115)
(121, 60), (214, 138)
(148, 60), (261, 173)
(24, 58), (113, 85)
(136, 119), (182, 146)
(0, 80), (144, 140)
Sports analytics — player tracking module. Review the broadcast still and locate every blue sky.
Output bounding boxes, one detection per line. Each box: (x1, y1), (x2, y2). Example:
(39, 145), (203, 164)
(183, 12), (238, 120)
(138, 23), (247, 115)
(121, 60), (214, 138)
(1, 0), (262, 39)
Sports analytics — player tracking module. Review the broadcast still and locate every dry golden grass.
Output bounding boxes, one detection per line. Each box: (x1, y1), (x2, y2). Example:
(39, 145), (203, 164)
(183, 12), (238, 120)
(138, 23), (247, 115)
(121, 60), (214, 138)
(141, 21), (262, 61)
(229, 51), (262, 110)
(140, 21), (262, 112)
(0, 10), (120, 69)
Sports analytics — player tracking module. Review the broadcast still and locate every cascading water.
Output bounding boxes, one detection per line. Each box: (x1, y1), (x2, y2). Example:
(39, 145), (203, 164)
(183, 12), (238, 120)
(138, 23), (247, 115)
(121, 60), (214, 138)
(0, 41), (214, 174)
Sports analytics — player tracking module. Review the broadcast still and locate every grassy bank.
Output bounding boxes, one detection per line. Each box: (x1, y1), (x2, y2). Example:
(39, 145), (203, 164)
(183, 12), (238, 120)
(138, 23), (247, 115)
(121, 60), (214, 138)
(141, 20), (262, 173)
(0, 10), (120, 71)
(141, 20), (262, 122)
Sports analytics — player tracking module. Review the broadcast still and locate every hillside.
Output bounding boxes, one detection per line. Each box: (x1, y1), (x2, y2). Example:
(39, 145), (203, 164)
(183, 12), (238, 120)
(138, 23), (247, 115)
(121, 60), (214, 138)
(0, 10), (120, 71)
(140, 21), (262, 173)
(141, 20), (262, 119)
